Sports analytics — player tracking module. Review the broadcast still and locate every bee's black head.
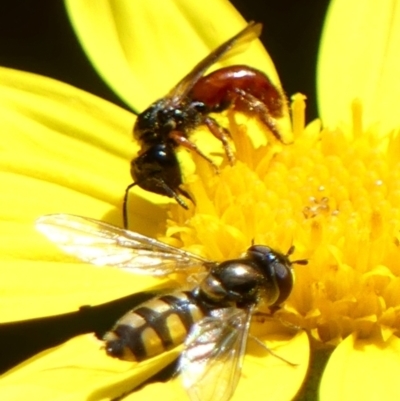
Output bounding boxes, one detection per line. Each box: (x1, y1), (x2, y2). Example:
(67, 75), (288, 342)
(130, 143), (182, 195)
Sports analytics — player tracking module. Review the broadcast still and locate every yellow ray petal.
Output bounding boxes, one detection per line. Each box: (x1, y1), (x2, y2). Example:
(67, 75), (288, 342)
(234, 330), (309, 401)
(124, 329), (309, 401)
(0, 334), (182, 401)
(320, 333), (400, 401)
(317, 0), (400, 133)
(65, 0), (281, 112)
(0, 66), (152, 225)
(123, 378), (186, 401)
(0, 259), (170, 322)
(0, 328), (308, 401)
(0, 67), (171, 320)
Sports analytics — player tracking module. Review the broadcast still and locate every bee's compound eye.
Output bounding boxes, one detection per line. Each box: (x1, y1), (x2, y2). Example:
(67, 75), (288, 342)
(131, 144), (180, 176)
(130, 143), (184, 199)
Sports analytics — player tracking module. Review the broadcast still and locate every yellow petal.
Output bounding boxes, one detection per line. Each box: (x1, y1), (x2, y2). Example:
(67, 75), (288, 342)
(0, 334), (182, 401)
(317, 0), (400, 132)
(0, 67), (170, 320)
(320, 333), (400, 401)
(124, 329), (309, 401)
(0, 66), (132, 222)
(233, 329), (309, 401)
(65, 0), (281, 111)
(0, 260), (170, 322)
(2, 329), (307, 400)
(123, 378), (186, 401)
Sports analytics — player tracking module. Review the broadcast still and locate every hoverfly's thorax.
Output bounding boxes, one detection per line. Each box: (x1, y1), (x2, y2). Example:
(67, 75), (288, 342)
(197, 259), (266, 307)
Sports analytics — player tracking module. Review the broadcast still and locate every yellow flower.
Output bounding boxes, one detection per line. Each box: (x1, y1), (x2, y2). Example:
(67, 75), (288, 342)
(1, 1), (400, 401)
(0, 1), (306, 400)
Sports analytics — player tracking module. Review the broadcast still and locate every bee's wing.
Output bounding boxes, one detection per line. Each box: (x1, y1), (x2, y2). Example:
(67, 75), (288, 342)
(168, 21), (262, 103)
(180, 306), (253, 401)
(36, 214), (210, 276)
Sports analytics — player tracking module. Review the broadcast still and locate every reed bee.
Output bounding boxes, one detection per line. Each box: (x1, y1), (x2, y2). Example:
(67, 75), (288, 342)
(36, 214), (305, 401)
(125, 21), (286, 223)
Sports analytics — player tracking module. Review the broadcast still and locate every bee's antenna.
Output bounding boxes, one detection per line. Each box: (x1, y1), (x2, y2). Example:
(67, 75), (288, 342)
(123, 182), (137, 229)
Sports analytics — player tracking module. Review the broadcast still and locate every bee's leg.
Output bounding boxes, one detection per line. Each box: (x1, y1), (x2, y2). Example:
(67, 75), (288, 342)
(156, 178), (191, 210)
(203, 116), (236, 165)
(126, 182), (193, 227)
(231, 89), (287, 144)
(123, 180), (192, 227)
(169, 130), (219, 173)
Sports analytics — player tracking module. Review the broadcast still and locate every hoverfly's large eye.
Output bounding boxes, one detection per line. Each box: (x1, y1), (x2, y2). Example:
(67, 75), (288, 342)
(247, 245), (275, 264)
(247, 245), (294, 307)
(270, 258), (294, 306)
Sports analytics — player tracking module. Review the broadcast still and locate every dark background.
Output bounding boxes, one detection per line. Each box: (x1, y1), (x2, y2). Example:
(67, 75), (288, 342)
(0, 0), (331, 122)
(0, 0), (330, 375)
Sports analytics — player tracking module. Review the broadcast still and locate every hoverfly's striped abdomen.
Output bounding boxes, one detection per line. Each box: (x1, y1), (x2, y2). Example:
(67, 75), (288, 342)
(104, 292), (205, 361)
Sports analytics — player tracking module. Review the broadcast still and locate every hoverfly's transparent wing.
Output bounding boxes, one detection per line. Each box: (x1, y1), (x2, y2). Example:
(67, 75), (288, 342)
(169, 21), (262, 103)
(180, 306), (252, 401)
(36, 214), (210, 276)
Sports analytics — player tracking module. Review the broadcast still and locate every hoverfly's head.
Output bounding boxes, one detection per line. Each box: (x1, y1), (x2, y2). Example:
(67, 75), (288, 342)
(246, 245), (307, 308)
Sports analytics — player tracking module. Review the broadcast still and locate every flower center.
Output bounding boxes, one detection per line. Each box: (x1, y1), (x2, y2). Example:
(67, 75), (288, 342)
(163, 95), (400, 345)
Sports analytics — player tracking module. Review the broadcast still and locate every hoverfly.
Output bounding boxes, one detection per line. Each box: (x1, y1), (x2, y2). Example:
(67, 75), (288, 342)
(36, 214), (305, 401)
(125, 21), (287, 224)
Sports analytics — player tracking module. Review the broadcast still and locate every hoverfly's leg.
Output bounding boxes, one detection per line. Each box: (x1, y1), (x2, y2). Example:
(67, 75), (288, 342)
(203, 116), (236, 165)
(232, 89), (287, 144)
(252, 310), (301, 331)
(169, 130), (219, 173)
(123, 182), (137, 229)
(249, 335), (298, 366)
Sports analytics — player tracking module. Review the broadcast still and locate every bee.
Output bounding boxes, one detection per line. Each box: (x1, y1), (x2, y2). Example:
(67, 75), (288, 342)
(125, 21), (286, 224)
(36, 214), (305, 401)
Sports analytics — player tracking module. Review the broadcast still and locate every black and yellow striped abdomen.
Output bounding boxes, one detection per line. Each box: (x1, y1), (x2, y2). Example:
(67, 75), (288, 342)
(103, 291), (205, 361)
